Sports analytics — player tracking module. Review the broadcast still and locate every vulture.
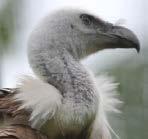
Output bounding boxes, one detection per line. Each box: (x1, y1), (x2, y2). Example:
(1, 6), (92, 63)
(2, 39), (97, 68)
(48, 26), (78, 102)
(0, 9), (140, 139)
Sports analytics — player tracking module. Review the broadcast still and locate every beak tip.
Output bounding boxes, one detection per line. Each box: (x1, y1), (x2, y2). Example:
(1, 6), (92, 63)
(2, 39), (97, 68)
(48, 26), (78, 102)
(135, 41), (140, 53)
(136, 47), (140, 53)
(109, 25), (141, 53)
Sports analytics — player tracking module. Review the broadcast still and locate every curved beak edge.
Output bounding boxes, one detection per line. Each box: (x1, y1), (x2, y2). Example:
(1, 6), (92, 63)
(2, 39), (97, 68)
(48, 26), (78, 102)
(104, 25), (140, 53)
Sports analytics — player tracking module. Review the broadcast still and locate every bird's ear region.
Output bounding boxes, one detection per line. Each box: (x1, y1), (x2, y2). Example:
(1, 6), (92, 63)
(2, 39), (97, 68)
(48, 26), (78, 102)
(70, 24), (74, 29)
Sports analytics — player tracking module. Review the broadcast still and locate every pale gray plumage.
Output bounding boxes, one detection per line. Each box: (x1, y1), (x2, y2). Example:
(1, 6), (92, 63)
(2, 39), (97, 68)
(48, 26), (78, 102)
(14, 9), (140, 139)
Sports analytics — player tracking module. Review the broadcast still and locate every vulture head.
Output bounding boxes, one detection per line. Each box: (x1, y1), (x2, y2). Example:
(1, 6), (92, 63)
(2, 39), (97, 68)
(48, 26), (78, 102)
(29, 9), (140, 60)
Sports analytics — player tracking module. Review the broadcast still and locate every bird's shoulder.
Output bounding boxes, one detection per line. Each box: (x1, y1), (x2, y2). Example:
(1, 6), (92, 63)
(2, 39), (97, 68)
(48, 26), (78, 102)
(0, 88), (30, 126)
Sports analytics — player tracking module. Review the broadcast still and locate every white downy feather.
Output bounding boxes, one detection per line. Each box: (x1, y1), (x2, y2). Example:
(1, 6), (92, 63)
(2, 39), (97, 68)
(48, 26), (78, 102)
(14, 76), (62, 127)
(90, 75), (121, 139)
(114, 18), (126, 26)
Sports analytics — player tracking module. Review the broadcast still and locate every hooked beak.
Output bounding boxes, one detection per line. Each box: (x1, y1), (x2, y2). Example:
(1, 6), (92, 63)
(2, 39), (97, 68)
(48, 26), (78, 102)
(100, 25), (140, 53)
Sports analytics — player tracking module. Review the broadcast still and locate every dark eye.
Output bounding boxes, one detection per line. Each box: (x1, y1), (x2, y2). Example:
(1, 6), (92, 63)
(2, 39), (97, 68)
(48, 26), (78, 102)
(80, 14), (92, 26)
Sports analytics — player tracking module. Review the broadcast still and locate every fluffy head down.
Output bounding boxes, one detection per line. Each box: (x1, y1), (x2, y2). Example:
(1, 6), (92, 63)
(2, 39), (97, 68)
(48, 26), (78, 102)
(28, 9), (108, 60)
(14, 75), (121, 139)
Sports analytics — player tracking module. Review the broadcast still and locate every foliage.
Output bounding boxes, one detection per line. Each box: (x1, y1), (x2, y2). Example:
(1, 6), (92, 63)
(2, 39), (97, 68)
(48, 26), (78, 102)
(0, 0), (23, 53)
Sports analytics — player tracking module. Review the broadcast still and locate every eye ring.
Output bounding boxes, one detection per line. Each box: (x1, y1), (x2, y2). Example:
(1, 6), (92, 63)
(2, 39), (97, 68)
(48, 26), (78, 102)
(80, 15), (92, 26)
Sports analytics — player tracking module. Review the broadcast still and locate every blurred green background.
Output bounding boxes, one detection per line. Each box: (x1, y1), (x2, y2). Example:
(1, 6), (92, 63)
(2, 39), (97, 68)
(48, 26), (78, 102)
(0, 0), (147, 139)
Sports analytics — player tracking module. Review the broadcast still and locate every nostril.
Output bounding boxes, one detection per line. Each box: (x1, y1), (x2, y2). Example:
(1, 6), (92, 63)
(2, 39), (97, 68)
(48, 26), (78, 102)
(70, 24), (74, 29)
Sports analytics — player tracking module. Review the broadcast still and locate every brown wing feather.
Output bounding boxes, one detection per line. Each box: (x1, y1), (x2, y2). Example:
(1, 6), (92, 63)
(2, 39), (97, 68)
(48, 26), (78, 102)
(0, 88), (30, 126)
(0, 125), (49, 139)
(0, 89), (50, 139)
